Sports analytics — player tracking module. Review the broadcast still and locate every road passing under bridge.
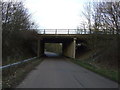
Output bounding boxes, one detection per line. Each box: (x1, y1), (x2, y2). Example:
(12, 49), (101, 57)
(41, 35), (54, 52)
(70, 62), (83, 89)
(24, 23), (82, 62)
(17, 52), (118, 88)
(37, 32), (92, 59)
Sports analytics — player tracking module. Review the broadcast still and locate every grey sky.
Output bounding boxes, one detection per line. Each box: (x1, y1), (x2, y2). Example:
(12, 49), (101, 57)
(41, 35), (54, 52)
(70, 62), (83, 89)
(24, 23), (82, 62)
(3, 0), (118, 29)
(24, 0), (90, 29)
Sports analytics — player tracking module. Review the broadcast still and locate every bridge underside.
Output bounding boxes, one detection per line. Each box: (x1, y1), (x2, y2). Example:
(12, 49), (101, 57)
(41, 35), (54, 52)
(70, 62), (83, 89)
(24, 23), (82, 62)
(37, 34), (89, 58)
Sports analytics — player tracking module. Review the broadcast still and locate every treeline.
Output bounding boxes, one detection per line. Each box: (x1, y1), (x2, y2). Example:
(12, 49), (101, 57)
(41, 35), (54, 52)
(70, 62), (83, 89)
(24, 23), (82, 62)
(78, 1), (120, 34)
(78, 1), (120, 69)
(2, 1), (38, 65)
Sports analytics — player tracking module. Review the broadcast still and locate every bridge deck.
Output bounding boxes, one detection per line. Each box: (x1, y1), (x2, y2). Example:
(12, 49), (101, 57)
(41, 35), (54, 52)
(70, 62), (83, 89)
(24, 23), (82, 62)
(37, 34), (91, 38)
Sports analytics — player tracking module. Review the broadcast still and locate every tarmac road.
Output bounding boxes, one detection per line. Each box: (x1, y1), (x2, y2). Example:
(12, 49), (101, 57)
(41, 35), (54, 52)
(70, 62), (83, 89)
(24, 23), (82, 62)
(17, 52), (118, 88)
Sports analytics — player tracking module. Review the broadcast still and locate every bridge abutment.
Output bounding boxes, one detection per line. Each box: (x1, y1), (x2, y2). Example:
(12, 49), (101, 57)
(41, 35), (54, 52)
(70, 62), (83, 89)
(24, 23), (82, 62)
(37, 39), (44, 57)
(63, 38), (76, 58)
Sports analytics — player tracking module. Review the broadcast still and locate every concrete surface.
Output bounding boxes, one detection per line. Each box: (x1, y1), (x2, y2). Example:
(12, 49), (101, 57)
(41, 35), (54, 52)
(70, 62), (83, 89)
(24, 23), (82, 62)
(17, 52), (118, 88)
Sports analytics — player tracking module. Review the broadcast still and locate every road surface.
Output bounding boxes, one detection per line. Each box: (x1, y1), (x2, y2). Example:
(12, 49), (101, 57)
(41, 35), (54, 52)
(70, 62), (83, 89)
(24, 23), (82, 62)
(17, 52), (118, 88)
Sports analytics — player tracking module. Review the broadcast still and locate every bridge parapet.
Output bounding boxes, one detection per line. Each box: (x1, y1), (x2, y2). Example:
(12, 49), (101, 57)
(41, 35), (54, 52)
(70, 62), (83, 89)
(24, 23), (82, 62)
(38, 29), (89, 34)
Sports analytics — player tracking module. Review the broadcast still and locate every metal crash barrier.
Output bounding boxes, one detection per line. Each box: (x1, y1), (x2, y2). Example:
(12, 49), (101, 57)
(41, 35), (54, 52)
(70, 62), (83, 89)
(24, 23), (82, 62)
(0, 57), (37, 69)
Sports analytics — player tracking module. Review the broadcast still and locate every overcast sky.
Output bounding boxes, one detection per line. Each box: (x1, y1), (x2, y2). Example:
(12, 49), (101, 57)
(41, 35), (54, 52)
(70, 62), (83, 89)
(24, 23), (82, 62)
(24, 0), (91, 29)
(3, 0), (118, 29)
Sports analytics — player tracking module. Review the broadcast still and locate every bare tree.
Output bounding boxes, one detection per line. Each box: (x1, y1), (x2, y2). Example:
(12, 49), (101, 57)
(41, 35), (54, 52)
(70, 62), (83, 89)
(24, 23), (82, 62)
(82, 2), (93, 34)
(92, 2), (103, 34)
(2, 1), (33, 31)
(82, 1), (120, 34)
(77, 21), (87, 34)
(2, 0), (38, 61)
(92, 1), (120, 34)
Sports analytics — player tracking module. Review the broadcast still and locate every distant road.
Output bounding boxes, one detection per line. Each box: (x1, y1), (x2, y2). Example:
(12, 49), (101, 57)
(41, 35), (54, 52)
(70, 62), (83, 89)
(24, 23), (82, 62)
(17, 52), (118, 88)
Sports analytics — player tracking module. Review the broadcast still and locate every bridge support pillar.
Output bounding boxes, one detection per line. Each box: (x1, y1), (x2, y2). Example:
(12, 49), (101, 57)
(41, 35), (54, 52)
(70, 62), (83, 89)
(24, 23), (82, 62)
(37, 39), (40, 57)
(73, 38), (76, 58)
(63, 38), (76, 58)
(37, 39), (44, 57)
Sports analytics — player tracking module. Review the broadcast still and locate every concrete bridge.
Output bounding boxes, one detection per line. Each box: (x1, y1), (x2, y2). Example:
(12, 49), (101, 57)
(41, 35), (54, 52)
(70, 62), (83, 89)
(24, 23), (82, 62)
(37, 29), (91, 58)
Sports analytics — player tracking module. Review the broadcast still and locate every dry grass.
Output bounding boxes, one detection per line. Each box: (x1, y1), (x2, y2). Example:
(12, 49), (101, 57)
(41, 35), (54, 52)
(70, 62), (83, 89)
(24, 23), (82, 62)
(2, 58), (44, 88)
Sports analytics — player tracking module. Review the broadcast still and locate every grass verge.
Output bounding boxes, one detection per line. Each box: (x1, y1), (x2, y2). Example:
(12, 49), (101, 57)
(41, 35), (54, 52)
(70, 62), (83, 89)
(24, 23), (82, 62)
(69, 58), (120, 83)
(2, 57), (44, 88)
